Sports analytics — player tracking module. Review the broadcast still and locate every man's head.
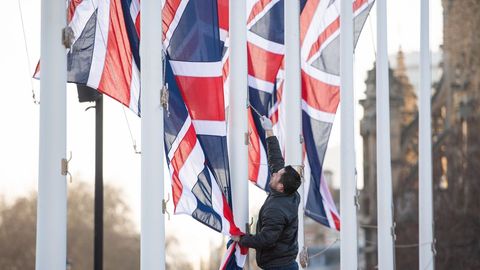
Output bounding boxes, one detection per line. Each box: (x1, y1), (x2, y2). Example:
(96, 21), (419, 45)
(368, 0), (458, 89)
(269, 165), (301, 195)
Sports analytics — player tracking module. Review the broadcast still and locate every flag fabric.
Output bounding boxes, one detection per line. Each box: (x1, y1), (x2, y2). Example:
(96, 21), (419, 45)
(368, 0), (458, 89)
(246, 0), (285, 192)
(298, 0), (374, 229)
(35, 0), (142, 115)
(219, 240), (248, 270)
(163, 57), (239, 237)
(162, 0), (247, 268)
(247, 0), (374, 230)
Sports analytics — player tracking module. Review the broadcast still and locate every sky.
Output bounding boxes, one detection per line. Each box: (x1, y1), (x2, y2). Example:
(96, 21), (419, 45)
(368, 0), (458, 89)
(0, 0), (443, 267)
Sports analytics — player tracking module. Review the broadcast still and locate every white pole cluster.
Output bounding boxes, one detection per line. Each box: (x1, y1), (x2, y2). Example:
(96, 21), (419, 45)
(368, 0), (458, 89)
(228, 0), (249, 238)
(339, 0), (358, 269)
(376, 0), (396, 268)
(36, 0), (67, 269)
(140, 0), (165, 269)
(284, 0), (304, 267)
(419, 0), (435, 269)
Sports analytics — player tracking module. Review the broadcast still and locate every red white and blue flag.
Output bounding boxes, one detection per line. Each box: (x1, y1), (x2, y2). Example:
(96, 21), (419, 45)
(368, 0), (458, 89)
(299, 0), (374, 229)
(162, 1), (246, 268)
(247, 0), (374, 230)
(35, 0), (142, 115)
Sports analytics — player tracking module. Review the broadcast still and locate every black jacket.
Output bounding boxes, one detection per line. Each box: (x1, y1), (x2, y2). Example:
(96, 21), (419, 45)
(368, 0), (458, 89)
(239, 136), (300, 268)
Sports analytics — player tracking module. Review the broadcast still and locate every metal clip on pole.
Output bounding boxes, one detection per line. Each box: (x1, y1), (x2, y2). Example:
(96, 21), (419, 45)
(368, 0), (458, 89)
(61, 152), (73, 183)
(162, 193), (171, 220)
(161, 84), (170, 117)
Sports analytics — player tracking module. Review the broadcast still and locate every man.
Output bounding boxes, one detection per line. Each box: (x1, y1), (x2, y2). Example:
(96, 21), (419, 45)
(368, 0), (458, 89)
(232, 116), (302, 270)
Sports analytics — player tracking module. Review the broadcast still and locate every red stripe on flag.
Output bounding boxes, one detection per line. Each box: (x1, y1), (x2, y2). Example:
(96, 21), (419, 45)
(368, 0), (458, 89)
(353, 0), (369, 11)
(305, 0), (369, 61)
(163, 0), (182, 37)
(223, 58), (230, 82)
(306, 17), (340, 61)
(247, 0), (273, 25)
(332, 211), (341, 231)
(68, 0), (85, 22)
(170, 172), (183, 212)
(175, 76), (225, 121)
(248, 42), (283, 83)
(170, 124), (197, 210)
(248, 110), (261, 183)
(301, 71), (339, 113)
(135, 14), (141, 37)
(300, 0), (320, 44)
(217, 0), (229, 31)
(270, 82), (283, 125)
(98, 0), (133, 107)
(220, 244), (237, 270)
(222, 195), (242, 236)
(33, 61), (40, 79)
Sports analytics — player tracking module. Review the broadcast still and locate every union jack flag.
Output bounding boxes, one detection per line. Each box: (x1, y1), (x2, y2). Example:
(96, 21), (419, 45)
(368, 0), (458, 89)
(247, 0), (374, 230)
(162, 0), (243, 245)
(35, 0), (142, 114)
(163, 1), (247, 268)
(299, 0), (374, 229)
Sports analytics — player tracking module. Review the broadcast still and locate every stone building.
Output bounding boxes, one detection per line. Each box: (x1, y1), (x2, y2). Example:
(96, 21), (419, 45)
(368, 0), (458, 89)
(359, 49), (420, 269)
(359, 1), (480, 269)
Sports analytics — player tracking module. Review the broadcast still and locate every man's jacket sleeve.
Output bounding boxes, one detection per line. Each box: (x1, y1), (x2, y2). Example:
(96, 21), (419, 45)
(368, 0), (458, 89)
(239, 208), (286, 249)
(266, 136), (285, 174)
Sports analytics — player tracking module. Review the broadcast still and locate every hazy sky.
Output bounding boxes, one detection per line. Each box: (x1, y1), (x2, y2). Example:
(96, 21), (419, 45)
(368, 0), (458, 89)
(0, 0), (443, 267)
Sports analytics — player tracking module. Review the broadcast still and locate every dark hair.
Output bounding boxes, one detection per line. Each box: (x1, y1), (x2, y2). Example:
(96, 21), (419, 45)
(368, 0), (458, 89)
(279, 165), (301, 195)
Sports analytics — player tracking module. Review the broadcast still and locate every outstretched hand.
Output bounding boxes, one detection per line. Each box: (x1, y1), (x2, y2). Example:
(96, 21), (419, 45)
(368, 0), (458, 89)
(260, 116), (273, 131)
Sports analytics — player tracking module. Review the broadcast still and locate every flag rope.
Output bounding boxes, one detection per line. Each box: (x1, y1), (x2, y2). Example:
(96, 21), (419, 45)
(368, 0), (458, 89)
(17, 0), (39, 105)
(248, 101), (263, 118)
(122, 106), (141, 154)
(307, 238), (340, 259)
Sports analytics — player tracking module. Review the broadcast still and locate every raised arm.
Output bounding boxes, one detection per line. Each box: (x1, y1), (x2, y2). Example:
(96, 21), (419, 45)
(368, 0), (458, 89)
(260, 116), (285, 173)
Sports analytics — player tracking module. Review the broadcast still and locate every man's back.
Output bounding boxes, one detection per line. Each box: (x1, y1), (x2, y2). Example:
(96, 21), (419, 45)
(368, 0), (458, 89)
(254, 190), (300, 268)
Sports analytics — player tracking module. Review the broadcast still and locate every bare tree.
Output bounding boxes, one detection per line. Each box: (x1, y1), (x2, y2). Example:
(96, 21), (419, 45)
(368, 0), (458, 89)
(0, 181), (192, 270)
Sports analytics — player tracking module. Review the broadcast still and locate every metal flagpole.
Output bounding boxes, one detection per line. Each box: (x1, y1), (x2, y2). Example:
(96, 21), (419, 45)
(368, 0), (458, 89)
(36, 0), (67, 269)
(284, 0), (304, 267)
(94, 95), (104, 270)
(376, 0), (396, 268)
(339, 0), (358, 269)
(140, 0), (165, 268)
(419, 0), (435, 269)
(228, 0), (249, 248)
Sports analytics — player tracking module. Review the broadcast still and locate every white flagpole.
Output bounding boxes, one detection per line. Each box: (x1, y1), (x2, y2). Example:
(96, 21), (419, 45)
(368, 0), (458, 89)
(419, 0), (435, 269)
(340, 0), (358, 269)
(228, 0), (248, 240)
(284, 0), (304, 266)
(140, 0), (165, 269)
(35, 0), (67, 269)
(376, 0), (396, 268)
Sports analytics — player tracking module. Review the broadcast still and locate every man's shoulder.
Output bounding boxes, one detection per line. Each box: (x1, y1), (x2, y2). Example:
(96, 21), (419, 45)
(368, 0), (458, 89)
(263, 197), (287, 213)
(263, 196), (293, 214)
(261, 203), (288, 223)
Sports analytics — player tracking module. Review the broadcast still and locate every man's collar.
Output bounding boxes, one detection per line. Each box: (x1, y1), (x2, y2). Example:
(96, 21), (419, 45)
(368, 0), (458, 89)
(270, 189), (287, 197)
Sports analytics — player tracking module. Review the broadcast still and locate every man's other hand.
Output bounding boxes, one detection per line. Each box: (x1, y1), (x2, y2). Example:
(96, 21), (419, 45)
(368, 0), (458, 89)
(231, 236), (241, 242)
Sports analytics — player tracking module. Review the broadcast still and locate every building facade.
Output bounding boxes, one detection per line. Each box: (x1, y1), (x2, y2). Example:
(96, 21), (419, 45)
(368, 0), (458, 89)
(360, 1), (480, 268)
